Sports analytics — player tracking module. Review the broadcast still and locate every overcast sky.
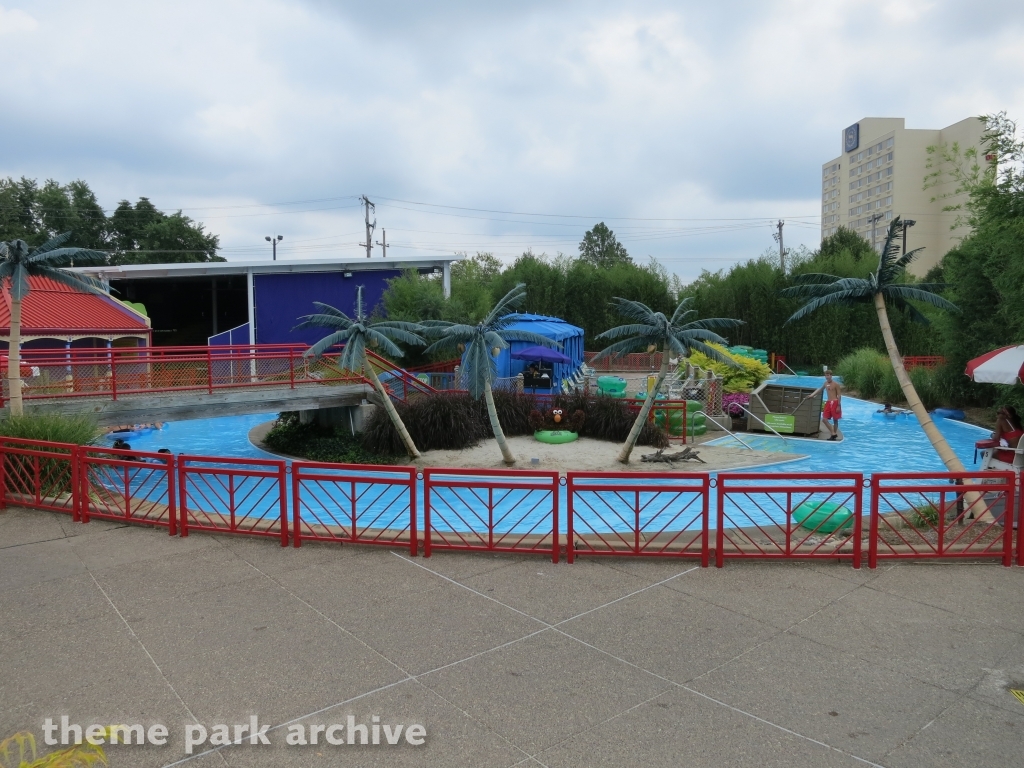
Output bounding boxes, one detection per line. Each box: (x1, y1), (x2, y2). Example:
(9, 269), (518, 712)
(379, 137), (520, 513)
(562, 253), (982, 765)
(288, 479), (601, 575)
(2, 0), (1022, 282)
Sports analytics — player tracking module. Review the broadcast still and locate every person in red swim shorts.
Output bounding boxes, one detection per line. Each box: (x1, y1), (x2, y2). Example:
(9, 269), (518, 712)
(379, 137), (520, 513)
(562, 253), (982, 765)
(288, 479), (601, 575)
(804, 369), (842, 441)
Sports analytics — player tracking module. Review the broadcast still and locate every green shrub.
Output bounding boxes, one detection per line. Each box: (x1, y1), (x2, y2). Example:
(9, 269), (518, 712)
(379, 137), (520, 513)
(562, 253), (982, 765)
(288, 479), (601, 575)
(834, 348), (889, 398)
(909, 366), (941, 411)
(360, 390), (669, 455)
(686, 343), (772, 393)
(878, 365), (904, 404)
(0, 413), (101, 445)
(264, 418), (397, 464)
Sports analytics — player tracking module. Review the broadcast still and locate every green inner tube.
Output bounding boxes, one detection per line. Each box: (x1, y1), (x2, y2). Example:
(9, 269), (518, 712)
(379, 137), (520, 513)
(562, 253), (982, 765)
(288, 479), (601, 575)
(534, 430), (579, 444)
(792, 500), (854, 533)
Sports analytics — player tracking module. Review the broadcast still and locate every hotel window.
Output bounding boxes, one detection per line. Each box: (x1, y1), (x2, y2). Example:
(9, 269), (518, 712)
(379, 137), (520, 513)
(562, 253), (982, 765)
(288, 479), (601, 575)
(886, 152), (893, 162)
(886, 138), (893, 148)
(850, 169), (855, 177)
(885, 182), (892, 191)
(885, 210), (893, 220)
(885, 196), (892, 205)
(885, 167), (893, 176)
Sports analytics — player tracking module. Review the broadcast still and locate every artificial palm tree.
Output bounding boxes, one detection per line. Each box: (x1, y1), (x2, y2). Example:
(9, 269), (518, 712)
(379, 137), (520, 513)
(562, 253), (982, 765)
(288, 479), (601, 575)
(421, 283), (557, 465)
(294, 286), (427, 459)
(594, 297), (743, 463)
(782, 216), (964, 471)
(0, 234), (108, 416)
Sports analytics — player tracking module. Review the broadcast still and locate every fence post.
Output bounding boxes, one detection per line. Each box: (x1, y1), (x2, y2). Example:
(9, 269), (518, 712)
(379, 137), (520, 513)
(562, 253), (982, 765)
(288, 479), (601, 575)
(566, 474), (575, 564)
(423, 469), (432, 558)
(868, 476), (879, 569)
(0, 441), (6, 511)
(292, 463), (302, 548)
(410, 471), (418, 557)
(167, 454), (177, 537)
(289, 348), (295, 389)
(715, 479), (725, 568)
(552, 475), (560, 564)
(71, 446), (80, 523)
(279, 463), (289, 547)
(178, 455), (189, 537)
(110, 349), (118, 400)
(207, 348), (213, 394)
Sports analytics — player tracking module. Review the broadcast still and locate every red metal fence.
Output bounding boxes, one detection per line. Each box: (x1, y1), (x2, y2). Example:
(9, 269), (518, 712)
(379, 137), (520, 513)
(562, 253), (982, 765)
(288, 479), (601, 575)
(2, 437), (1022, 568)
(423, 467), (560, 562)
(584, 351), (663, 372)
(902, 356), (946, 370)
(869, 472), (1017, 567)
(0, 438), (78, 518)
(567, 472), (709, 565)
(178, 455), (288, 545)
(79, 447), (176, 534)
(716, 472), (864, 568)
(292, 462), (417, 553)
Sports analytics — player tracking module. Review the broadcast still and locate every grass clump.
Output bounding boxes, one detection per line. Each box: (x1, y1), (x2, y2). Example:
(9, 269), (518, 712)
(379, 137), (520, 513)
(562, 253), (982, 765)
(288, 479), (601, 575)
(0, 413), (101, 445)
(835, 348), (889, 399)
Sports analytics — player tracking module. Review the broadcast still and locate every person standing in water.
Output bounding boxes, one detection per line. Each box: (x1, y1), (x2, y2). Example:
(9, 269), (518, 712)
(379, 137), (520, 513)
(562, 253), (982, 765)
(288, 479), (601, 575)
(805, 370), (842, 441)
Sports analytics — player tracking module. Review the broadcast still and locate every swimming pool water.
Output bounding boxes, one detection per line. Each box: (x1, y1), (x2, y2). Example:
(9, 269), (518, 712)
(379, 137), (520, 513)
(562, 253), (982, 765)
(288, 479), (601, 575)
(95, 384), (990, 536)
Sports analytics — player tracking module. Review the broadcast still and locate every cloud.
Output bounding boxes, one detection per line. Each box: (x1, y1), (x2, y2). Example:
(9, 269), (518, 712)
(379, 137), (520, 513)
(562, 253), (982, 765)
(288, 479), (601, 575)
(1, 0), (1023, 282)
(0, 5), (38, 35)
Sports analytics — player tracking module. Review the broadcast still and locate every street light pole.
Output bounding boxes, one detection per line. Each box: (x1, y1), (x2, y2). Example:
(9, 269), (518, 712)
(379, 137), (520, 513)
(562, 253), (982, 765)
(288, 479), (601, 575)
(901, 219), (916, 256)
(265, 235), (283, 260)
(868, 213), (883, 252)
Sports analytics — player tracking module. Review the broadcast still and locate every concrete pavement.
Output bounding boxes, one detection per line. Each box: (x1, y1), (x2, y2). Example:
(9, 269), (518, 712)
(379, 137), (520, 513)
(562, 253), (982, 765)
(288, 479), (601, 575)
(2, 504), (1023, 767)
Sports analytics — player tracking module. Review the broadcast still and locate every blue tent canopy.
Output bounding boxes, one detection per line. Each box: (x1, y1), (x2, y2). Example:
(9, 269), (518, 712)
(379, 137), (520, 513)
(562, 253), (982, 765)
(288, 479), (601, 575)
(466, 313), (585, 389)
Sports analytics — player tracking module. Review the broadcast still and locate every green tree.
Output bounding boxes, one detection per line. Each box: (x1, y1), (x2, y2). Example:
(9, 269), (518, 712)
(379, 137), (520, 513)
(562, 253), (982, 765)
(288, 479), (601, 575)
(108, 197), (222, 264)
(579, 222), (632, 268)
(421, 284), (557, 465)
(0, 234), (108, 416)
(593, 297), (742, 463)
(294, 286), (428, 458)
(782, 217), (964, 471)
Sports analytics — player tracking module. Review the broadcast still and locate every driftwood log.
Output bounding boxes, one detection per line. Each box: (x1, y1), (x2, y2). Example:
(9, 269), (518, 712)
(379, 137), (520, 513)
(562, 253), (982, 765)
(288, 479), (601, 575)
(640, 447), (706, 464)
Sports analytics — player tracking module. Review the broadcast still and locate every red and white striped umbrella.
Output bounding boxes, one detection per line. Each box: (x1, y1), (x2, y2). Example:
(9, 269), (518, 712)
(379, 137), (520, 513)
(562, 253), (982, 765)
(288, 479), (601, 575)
(965, 345), (1024, 385)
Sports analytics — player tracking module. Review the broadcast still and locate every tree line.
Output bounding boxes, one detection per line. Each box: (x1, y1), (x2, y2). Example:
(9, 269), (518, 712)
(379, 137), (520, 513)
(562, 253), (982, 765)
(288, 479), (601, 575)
(0, 177), (221, 264)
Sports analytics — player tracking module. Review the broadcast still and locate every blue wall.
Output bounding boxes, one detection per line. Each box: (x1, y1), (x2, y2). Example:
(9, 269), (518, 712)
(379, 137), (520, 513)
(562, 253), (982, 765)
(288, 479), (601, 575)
(253, 271), (400, 346)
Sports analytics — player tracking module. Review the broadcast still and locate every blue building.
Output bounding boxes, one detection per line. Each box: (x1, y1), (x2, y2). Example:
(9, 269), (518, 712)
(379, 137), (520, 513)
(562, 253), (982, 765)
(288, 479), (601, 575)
(482, 313), (585, 389)
(73, 256), (462, 347)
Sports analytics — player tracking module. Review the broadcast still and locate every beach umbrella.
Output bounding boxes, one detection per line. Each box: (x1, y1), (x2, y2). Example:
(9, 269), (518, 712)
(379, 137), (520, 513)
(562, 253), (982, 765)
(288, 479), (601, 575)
(965, 344), (1024, 385)
(510, 345), (571, 364)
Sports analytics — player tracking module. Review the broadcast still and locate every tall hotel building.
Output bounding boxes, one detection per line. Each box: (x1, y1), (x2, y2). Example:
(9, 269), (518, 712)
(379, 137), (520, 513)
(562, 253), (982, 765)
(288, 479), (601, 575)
(820, 117), (985, 275)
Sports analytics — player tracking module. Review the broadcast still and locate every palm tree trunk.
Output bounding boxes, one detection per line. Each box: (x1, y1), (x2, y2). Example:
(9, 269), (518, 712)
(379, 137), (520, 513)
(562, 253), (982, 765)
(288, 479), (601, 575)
(617, 350), (670, 463)
(363, 352), (421, 459)
(484, 381), (516, 465)
(8, 298), (23, 417)
(874, 294), (965, 472)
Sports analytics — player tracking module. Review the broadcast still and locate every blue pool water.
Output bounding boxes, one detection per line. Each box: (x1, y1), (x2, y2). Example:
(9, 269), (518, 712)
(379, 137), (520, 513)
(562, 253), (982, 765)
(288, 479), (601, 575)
(711, 376), (989, 474)
(95, 381), (991, 536)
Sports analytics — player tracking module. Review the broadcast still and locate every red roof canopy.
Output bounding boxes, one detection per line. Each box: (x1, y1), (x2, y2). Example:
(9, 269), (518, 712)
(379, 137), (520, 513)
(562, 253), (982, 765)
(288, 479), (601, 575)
(0, 276), (150, 336)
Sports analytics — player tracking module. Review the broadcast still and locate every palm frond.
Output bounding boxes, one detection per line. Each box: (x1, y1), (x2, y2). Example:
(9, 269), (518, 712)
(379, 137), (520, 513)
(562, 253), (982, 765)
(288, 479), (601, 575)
(292, 313), (355, 332)
(484, 283), (527, 325)
(685, 338), (743, 366)
(306, 330), (355, 360)
(678, 327), (730, 344)
(890, 297), (931, 325)
(27, 232), (73, 255)
(309, 302), (351, 320)
(881, 285), (961, 312)
(595, 323), (656, 341)
(28, 246), (107, 267)
(679, 316), (744, 331)
(608, 297), (656, 322)
(365, 329), (404, 358)
(422, 328), (476, 357)
(372, 325), (426, 347)
(669, 297), (696, 325)
(591, 336), (651, 361)
(785, 289), (871, 324)
(789, 272), (843, 285)
(891, 245), (926, 273)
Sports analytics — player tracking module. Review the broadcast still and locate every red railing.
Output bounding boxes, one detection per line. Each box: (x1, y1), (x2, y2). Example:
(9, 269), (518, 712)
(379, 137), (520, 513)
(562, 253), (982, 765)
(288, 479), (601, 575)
(902, 355), (946, 370)
(2, 435), (1022, 569)
(405, 358), (460, 374)
(584, 351), (663, 372)
(291, 462), (417, 554)
(178, 455), (288, 545)
(869, 472), (1016, 567)
(566, 472), (709, 565)
(0, 438), (78, 518)
(716, 472), (864, 568)
(3, 343), (369, 407)
(79, 447), (176, 534)
(423, 467), (560, 562)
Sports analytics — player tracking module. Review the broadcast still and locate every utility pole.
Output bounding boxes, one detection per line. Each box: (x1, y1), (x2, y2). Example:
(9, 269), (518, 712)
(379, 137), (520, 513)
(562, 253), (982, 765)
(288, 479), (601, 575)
(773, 219), (786, 272)
(376, 229), (389, 258)
(868, 213), (883, 252)
(901, 219), (916, 256)
(359, 195), (376, 258)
